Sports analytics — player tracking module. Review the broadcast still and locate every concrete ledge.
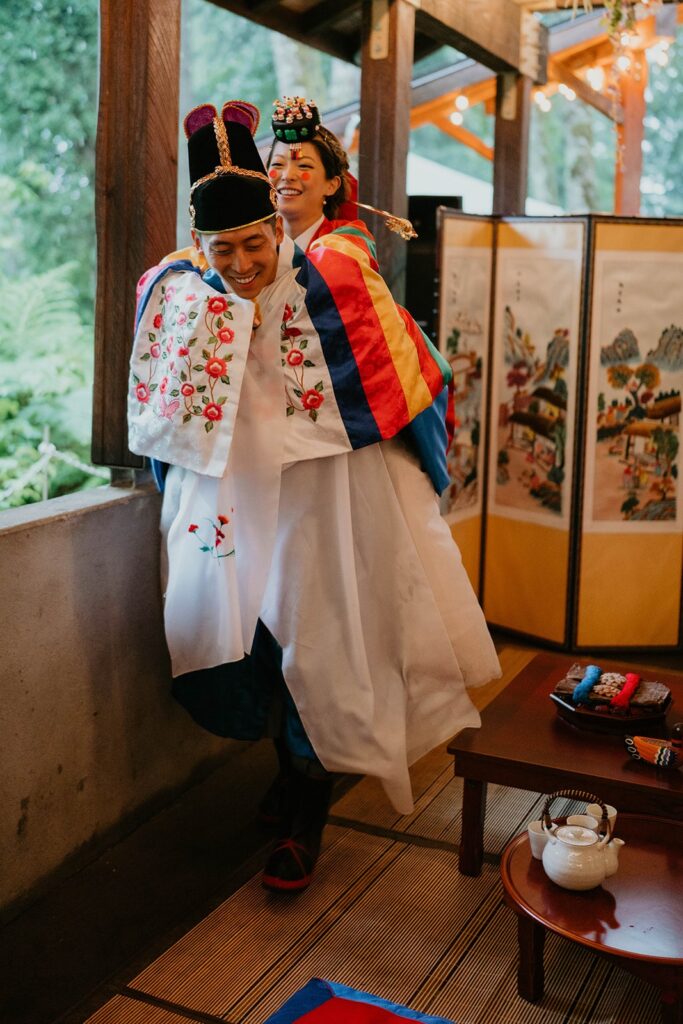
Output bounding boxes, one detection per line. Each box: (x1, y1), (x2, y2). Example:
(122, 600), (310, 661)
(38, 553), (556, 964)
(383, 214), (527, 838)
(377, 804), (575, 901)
(0, 482), (236, 913)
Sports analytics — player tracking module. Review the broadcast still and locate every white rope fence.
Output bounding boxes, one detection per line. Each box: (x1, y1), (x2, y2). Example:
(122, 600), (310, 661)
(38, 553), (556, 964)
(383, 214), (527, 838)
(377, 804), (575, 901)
(0, 426), (110, 506)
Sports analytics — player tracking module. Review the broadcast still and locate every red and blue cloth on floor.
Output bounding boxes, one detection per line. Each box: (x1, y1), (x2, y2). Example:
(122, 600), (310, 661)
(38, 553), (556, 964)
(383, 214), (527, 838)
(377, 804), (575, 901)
(264, 978), (457, 1024)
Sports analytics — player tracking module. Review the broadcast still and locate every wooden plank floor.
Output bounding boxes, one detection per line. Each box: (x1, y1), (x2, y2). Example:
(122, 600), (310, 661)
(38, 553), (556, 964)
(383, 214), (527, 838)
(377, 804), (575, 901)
(82, 643), (663, 1024)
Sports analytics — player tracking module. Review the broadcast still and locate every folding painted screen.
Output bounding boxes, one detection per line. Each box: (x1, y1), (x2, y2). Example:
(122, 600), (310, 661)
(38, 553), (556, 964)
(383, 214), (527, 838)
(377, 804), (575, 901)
(436, 212), (494, 593)
(437, 212), (683, 651)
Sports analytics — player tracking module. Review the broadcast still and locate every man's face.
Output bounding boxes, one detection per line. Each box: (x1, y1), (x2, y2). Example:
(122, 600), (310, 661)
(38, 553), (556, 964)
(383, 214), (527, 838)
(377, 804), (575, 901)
(193, 217), (283, 299)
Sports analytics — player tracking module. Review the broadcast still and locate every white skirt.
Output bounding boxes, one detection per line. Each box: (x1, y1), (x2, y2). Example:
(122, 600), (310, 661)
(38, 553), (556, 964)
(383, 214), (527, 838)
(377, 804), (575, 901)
(258, 437), (501, 813)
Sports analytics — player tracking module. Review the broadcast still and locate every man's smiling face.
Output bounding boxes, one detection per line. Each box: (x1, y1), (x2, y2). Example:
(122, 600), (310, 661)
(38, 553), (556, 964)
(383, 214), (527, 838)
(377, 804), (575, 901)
(193, 216), (284, 299)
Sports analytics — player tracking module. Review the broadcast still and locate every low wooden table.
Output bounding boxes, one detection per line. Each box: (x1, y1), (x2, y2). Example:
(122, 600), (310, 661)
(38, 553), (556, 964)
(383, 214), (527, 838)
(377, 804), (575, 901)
(448, 652), (683, 876)
(500, 815), (683, 1024)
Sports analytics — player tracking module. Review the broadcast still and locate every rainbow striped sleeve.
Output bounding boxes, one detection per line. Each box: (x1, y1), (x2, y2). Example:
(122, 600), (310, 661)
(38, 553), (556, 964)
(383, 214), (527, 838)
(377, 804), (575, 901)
(300, 225), (448, 443)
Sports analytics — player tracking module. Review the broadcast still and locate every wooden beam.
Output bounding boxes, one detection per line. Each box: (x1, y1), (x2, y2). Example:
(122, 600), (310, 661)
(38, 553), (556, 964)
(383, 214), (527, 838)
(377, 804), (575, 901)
(93, 0), (181, 468)
(305, 0), (361, 35)
(615, 51), (647, 216)
(433, 117), (494, 161)
(205, 0), (354, 62)
(415, 0), (547, 79)
(359, 0), (415, 301)
(548, 57), (623, 123)
(493, 72), (531, 215)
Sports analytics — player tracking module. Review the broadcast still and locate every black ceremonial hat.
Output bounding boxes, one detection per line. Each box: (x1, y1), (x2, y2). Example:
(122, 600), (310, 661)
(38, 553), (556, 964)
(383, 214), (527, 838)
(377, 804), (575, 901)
(184, 101), (277, 233)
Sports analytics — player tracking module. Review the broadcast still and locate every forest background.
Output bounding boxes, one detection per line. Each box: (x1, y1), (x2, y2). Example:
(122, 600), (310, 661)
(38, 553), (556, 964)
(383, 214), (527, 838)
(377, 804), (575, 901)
(0, 0), (681, 507)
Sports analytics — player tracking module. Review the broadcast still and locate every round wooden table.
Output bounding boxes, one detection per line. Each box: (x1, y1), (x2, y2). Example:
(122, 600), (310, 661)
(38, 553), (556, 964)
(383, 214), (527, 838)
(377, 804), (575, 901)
(500, 814), (683, 1024)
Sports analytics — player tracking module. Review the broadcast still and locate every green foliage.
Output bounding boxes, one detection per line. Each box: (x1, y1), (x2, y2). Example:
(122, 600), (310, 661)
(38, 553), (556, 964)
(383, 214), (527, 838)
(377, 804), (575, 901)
(0, 0), (98, 314)
(0, 264), (101, 507)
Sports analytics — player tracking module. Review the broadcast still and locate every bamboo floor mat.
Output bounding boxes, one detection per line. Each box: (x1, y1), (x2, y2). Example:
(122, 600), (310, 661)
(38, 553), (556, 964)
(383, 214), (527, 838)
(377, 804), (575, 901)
(83, 647), (662, 1024)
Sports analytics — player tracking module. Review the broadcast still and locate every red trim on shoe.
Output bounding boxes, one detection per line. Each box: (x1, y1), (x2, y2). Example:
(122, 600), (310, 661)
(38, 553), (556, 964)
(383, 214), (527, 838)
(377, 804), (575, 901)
(261, 839), (315, 892)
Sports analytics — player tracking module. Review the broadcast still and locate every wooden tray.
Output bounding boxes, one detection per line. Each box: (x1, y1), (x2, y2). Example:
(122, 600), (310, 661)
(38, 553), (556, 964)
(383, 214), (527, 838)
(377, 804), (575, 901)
(549, 691), (672, 736)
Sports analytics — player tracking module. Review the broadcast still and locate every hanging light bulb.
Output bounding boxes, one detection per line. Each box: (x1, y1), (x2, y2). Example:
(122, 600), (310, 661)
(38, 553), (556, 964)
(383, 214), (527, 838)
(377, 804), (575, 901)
(558, 83), (577, 101)
(585, 66), (605, 91)
(616, 54), (631, 73)
(454, 94), (469, 112)
(449, 110), (464, 126)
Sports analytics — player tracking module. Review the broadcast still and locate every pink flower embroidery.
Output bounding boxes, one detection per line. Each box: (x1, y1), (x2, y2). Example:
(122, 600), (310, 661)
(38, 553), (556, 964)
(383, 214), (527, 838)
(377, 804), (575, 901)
(159, 376), (169, 394)
(283, 303), (293, 322)
(286, 349), (304, 366)
(177, 346), (190, 357)
(301, 389), (324, 411)
(181, 382), (195, 397)
(135, 382), (150, 403)
(188, 523), (198, 533)
(165, 286), (175, 302)
(207, 296), (228, 314)
(205, 357), (227, 379)
(150, 342), (161, 358)
(216, 326), (234, 345)
(186, 293), (197, 301)
(177, 312), (187, 325)
(153, 313), (163, 329)
(203, 402), (223, 422)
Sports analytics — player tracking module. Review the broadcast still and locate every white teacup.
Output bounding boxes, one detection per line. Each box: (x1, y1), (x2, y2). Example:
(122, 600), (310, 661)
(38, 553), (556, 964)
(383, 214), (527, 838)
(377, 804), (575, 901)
(527, 819), (554, 859)
(587, 803), (618, 833)
(566, 813), (599, 830)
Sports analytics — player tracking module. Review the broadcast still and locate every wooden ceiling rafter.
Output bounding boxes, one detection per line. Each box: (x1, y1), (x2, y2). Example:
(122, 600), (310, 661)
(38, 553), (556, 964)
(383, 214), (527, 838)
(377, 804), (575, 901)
(433, 116), (494, 160)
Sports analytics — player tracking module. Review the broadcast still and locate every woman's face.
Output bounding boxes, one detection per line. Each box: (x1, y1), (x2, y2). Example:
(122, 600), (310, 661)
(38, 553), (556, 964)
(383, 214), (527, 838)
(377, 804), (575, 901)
(268, 141), (340, 225)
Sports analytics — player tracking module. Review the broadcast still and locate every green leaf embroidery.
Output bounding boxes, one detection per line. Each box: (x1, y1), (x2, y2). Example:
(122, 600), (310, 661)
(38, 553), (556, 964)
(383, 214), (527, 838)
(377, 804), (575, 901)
(192, 405), (202, 414)
(200, 545), (211, 551)
(216, 316), (224, 329)
(196, 385), (207, 393)
(182, 413), (192, 424)
(220, 375), (230, 385)
(204, 421), (214, 433)
(280, 345), (288, 354)
(140, 352), (151, 361)
(188, 337), (198, 346)
(188, 311), (198, 320)
(180, 370), (187, 382)
(293, 388), (302, 398)
(299, 339), (308, 349)
(314, 381), (323, 392)
(192, 364), (204, 372)
(170, 389), (180, 397)
(303, 359), (314, 367)
(286, 406), (295, 416)
(149, 383), (158, 392)
(132, 374), (140, 385)
(148, 332), (156, 343)
(309, 408), (318, 422)
(202, 395), (209, 404)
(226, 311), (233, 320)
(201, 349), (211, 360)
(217, 395), (227, 405)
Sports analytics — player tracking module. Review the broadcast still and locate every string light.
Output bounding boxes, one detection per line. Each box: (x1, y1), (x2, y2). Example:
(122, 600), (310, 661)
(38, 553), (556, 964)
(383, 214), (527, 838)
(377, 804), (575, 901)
(616, 54), (631, 72)
(585, 66), (605, 91)
(449, 110), (464, 126)
(558, 83), (577, 101)
(454, 94), (469, 112)
(533, 90), (552, 113)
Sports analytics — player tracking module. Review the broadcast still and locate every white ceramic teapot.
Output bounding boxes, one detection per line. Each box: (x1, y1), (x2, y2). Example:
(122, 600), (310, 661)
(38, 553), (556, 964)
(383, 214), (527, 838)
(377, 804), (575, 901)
(542, 823), (610, 890)
(539, 790), (621, 891)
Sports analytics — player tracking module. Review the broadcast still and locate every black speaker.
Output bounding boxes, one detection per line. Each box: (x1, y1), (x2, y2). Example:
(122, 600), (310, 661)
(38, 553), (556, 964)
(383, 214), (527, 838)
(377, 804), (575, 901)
(405, 195), (462, 342)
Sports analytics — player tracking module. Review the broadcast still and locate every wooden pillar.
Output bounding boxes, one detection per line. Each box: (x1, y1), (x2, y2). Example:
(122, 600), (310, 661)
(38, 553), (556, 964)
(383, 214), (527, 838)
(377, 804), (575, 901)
(615, 52), (647, 216)
(359, 0), (416, 301)
(492, 72), (531, 216)
(92, 0), (181, 467)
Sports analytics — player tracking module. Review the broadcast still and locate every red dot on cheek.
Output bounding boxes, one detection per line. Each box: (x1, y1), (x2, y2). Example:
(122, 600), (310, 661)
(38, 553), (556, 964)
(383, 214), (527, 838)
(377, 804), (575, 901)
(268, 168), (278, 179)
(300, 171), (311, 181)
